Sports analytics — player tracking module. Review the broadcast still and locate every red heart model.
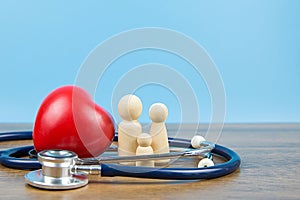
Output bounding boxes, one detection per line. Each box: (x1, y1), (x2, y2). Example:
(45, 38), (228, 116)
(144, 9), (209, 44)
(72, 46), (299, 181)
(33, 85), (115, 158)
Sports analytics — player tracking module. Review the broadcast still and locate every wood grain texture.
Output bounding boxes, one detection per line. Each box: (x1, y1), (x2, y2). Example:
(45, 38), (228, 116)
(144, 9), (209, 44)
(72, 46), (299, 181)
(0, 123), (299, 199)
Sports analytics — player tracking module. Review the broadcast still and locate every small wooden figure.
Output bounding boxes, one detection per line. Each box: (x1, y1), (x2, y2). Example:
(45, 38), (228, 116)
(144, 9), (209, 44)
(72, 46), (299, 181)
(118, 94), (143, 165)
(136, 133), (154, 167)
(149, 103), (170, 165)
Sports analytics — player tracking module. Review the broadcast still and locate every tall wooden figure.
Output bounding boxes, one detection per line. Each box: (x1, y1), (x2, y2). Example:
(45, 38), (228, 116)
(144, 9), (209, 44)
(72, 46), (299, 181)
(118, 94), (143, 165)
(149, 103), (170, 165)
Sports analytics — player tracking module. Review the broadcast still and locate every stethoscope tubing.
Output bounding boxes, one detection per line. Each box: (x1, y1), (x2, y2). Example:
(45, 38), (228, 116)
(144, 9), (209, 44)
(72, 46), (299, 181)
(0, 131), (241, 180)
(0, 130), (32, 142)
(0, 131), (40, 169)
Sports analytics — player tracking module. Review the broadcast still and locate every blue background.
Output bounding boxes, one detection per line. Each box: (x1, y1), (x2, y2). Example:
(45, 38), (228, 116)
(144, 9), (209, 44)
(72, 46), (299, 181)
(0, 0), (299, 123)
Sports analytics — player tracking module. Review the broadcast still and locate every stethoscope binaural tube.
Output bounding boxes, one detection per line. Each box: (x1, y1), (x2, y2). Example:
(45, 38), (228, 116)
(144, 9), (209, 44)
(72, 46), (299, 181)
(100, 144), (240, 180)
(0, 131), (208, 170)
(0, 134), (213, 169)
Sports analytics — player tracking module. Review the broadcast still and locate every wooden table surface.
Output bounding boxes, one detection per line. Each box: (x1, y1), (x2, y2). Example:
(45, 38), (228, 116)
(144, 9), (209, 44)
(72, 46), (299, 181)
(0, 123), (299, 199)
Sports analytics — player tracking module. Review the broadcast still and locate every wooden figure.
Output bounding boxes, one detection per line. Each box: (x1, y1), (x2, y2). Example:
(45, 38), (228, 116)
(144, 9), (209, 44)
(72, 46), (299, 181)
(149, 103), (170, 165)
(118, 94), (143, 165)
(136, 133), (154, 167)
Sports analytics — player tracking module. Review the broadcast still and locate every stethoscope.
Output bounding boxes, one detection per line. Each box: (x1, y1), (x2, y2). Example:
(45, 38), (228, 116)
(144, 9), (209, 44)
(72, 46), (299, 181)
(0, 130), (241, 190)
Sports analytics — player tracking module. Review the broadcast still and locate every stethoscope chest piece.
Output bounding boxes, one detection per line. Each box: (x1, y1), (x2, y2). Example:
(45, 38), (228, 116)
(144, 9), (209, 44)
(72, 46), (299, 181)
(24, 150), (88, 190)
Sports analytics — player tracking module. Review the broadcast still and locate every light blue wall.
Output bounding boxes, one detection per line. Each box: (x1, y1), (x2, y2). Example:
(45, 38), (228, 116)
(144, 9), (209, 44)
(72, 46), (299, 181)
(0, 1), (299, 123)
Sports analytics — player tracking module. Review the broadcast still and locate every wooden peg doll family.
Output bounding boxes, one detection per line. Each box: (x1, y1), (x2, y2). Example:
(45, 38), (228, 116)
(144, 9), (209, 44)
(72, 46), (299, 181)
(117, 94), (170, 167)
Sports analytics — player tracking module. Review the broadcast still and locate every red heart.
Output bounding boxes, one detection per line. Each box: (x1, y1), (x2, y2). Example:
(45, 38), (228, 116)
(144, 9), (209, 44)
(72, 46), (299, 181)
(33, 86), (115, 158)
